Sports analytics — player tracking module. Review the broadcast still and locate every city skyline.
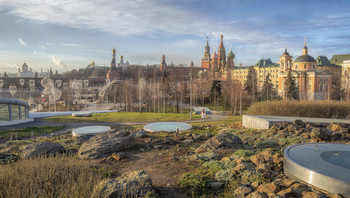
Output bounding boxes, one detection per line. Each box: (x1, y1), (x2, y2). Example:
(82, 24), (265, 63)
(1, 0), (350, 73)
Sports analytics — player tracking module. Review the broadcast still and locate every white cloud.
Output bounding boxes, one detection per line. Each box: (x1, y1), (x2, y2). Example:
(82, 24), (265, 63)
(52, 56), (67, 68)
(62, 43), (83, 47)
(0, 1), (214, 36)
(18, 37), (27, 46)
(0, 0), (295, 48)
(1, 63), (20, 69)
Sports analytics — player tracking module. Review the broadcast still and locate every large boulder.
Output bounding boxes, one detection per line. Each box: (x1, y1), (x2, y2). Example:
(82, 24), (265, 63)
(78, 130), (135, 159)
(130, 130), (147, 138)
(195, 132), (243, 153)
(0, 153), (19, 164)
(22, 142), (65, 159)
(92, 170), (152, 198)
(310, 128), (328, 141)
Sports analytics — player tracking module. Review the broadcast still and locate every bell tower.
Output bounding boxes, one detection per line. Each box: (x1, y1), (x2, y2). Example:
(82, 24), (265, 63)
(201, 37), (211, 69)
(280, 48), (292, 72)
(106, 48), (120, 80)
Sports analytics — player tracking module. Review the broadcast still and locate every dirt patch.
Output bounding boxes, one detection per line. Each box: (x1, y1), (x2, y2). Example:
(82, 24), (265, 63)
(116, 148), (196, 198)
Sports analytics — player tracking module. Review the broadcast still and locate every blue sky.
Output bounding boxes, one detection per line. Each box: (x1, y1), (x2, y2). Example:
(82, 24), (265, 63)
(1, 0), (350, 73)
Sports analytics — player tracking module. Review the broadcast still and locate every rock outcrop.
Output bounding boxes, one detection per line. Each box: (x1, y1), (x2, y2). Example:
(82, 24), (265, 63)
(92, 170), (152, 198)
(78, 130), (135, 159)
(195, 132), (243, 153)
(22, 142), (64, 159)
(0, 153), (19, 164)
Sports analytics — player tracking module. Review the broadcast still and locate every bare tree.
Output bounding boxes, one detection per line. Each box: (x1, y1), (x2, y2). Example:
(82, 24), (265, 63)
(138, 77), (146, 112)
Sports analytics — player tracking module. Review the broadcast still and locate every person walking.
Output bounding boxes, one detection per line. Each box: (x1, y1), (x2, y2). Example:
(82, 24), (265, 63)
(201, 108), (206, 119)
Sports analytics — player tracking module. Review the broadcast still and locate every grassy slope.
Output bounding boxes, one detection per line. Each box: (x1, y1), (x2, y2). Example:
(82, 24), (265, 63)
(0, 126), (63, 138)
(45, 112), (201, 123)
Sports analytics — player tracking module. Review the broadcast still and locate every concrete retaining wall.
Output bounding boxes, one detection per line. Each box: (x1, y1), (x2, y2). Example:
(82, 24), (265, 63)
(242, 115), (271, 130)
(242, 114), (350, 130)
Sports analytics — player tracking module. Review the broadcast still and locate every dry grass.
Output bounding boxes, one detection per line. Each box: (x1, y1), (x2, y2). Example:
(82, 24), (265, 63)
(0, 155), (112, 198)
(246, 100), (350, 118)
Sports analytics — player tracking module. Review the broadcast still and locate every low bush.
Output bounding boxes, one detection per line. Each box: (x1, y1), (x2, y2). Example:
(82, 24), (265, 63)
(195, 151), (220, 161)
(257, 139), (280, 149)
(240, 170), (267, 185)
(231, 149), (255, 158)
(215, 169), (235, 182)
(246, 100), (350, 118)
(203, 160), (236, 170)
(0, 155), (112, 197)
(179, 172), (212, 197)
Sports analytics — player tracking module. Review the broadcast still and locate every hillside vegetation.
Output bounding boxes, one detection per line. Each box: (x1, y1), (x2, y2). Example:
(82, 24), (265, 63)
(246, 100), (350, 118)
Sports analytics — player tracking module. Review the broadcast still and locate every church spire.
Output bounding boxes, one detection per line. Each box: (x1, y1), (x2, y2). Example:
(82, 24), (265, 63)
(110, 48), (117, 70)
(204, 36), (210, 58)
(303, 38), (308, 55)
(217, 34), (226, 70)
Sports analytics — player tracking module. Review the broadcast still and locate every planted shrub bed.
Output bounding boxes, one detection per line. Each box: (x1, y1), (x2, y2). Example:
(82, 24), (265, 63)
(246, 100), (350, 118)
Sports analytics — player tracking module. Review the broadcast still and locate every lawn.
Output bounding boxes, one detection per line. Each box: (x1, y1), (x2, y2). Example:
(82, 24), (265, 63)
(0, 126), (64, 139)
(44, 112), (201, 123)
(190, 116), (242, 135)
(191, 116), (242, 127)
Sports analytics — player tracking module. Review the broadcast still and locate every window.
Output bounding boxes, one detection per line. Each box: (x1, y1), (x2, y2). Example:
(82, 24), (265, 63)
(21, 105), (26, 119)
(304, 64), (306, 69)
(295, 65), (298, 69)
(313, 65), (315, 69)
(11, 104), (19, 120)
(0, 104), (9, 121)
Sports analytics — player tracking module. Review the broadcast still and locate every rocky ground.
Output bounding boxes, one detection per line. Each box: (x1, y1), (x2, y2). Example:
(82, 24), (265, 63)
(0, 119), (349, 197)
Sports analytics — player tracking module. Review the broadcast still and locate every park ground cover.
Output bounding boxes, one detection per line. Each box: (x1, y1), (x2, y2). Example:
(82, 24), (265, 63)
(45, 112), (201, 123)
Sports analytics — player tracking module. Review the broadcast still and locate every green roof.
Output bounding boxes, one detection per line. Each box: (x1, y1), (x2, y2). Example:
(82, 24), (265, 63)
(330, 54), (350, 65)
(227, 49), (235, 58)
(316, 56), (332, 66)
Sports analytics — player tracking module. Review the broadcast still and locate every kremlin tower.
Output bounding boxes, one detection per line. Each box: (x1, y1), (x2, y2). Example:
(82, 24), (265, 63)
(201, 35), (234, 72)
(106, 48), (121, 80)
(201, 37), (211, 70)
(160, 54), (167, 73)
